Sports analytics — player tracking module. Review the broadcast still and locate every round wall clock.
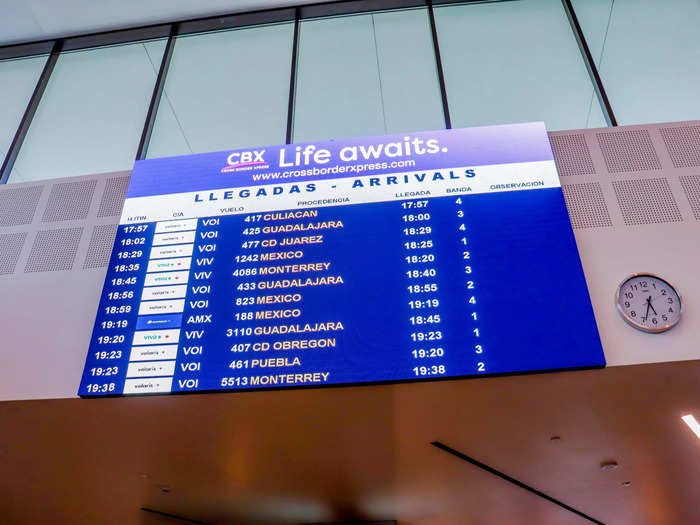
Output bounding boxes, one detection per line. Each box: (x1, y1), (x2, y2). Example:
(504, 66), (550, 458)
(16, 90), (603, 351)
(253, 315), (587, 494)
(615, 273), (682, 333)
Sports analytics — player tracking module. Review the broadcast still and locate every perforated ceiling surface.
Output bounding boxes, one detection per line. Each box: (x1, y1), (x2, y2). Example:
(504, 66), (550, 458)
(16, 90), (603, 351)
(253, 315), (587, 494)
(24, 226), (84, 272)
(97, 176), (129, 218)
(660, 125), (700, 168)
(612, 178), (683, 226)
(596, 129), (662, 173)
(41, 179), (97, 222)
(0, 232), (27, 275)
(0, 185), (42, 227)
(83, 223), (117, 269)
(561, 182), (612, 229)
(549, 133), (596, 177)
(0, 171), (126, 278)
(679, 174), (700, 220)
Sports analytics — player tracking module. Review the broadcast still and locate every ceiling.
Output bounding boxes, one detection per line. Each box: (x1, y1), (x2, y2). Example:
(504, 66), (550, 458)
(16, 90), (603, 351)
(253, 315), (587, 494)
(0, 0), (325, 46)
(0, 359), (698, 524)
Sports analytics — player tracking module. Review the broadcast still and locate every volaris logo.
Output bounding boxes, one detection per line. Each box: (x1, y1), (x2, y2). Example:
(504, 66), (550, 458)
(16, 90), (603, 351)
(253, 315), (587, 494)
(221, 149), (269, 173)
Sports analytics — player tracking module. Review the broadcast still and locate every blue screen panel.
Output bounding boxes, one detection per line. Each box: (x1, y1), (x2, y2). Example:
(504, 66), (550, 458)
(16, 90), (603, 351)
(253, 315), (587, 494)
(79, 123), (604, 396)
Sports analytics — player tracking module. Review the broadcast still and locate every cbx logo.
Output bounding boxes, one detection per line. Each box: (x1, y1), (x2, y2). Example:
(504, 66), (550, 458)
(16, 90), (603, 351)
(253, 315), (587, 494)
(220, 149), (268, 173)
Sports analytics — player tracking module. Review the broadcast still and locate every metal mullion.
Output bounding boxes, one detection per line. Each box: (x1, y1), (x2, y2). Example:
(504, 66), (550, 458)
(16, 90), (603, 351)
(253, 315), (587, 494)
(0, 40), (62, 184)
(561, 0), (617, 127)
(285, 9), (301, 144)
(62, 24), (171, 53)
(299, 0), (425, 19)
(179, 8), (295, 36)
(0, 41), (54, 61)
(135, 25), (178, 161)
(427, 0), (452, 129)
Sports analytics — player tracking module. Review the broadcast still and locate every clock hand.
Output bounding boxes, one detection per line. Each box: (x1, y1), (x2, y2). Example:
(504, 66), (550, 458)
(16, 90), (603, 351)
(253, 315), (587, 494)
(644, 297), (651, 320)
(648, 296), (658, 316)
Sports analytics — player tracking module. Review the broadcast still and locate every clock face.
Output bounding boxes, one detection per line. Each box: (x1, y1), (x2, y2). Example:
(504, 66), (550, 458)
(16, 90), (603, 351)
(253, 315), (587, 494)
(616, 274), (682, 333)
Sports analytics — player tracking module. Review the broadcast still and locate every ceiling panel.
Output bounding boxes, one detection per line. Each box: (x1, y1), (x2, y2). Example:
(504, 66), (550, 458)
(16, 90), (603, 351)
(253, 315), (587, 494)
(0, 0), (44, 44)
(0, 0), (318, 46)
(0, 360), (698, 524)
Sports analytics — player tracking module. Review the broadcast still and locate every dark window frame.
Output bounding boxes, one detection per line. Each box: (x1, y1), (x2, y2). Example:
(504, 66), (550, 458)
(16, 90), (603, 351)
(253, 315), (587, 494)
(0, 0), (612, 184)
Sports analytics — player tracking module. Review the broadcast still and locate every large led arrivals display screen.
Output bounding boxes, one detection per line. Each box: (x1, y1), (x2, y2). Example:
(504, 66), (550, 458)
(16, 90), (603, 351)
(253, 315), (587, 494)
(78, 122), (605, 397)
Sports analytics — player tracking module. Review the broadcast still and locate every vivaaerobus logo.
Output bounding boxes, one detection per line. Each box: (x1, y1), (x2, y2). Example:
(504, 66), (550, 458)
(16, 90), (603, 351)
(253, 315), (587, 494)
(221, 149), (269, 173)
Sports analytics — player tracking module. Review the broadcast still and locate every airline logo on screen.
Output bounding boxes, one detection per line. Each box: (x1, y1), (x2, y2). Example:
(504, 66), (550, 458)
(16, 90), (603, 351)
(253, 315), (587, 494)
(125, 122), (560, 209)
(221, 149), (269, 173)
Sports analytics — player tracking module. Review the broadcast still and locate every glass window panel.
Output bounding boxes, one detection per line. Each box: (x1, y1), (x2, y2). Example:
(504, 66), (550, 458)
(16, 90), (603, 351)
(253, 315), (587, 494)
(8, 40), (165, 183)
(147, 23), (293, 159)
(434, 0), (606, 131)
(293, 8), (444, 143)
(572, 0), (700, 125)
(0, 54), (47, 169)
